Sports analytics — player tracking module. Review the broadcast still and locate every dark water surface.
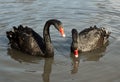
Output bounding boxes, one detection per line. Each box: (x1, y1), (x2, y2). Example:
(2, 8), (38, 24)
(0, 0), (120, 82)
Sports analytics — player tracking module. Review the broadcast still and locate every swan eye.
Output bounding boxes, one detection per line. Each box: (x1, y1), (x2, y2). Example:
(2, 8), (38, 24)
(59, 27), (66, 37)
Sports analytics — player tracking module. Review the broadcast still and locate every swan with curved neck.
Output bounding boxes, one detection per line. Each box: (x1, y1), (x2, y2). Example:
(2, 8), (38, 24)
(6, 19), (65, 57)
(71, 26), (111, 58)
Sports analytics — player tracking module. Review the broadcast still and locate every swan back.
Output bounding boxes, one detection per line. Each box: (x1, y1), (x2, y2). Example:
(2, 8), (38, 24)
(78, 26), (110, 52)
(6, 25), (44, 56)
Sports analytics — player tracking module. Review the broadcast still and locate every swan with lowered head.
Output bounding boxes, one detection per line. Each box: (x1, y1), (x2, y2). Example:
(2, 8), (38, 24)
(71, 25), (111, 58)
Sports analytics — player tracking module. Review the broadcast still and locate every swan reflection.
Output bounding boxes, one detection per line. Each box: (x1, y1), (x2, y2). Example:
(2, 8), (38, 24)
(70, 42), (109, 74)
(7, 48), (43, 63)
(42, 57), (54, 82)
(7, 48), (54, 82)
(70, 54), (80, 74)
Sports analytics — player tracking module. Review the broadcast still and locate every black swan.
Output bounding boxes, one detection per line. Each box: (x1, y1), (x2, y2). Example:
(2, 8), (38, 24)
(71, 25), (111, 58)
(6, 19), (66, 57)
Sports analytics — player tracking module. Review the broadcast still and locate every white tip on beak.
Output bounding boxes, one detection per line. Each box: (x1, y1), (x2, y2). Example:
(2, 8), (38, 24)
(75, 55), (78, 58)
(62, 34), (66, 37)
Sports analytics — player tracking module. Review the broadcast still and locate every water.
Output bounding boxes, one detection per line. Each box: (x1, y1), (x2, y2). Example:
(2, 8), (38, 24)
(0, 0), (120, 82)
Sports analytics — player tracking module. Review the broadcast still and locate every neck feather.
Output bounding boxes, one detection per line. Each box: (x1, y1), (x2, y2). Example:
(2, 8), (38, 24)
(43, 21), (56, 56)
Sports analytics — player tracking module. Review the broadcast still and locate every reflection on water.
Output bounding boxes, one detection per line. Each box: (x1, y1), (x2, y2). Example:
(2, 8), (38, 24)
(70, 42), (109, 74)
(42, 57), (53, 82)
(70, 55), (80, 74)
(7, 48), (53, 82)
(7, 48), (43, 63)
(80, 42), (109, 62)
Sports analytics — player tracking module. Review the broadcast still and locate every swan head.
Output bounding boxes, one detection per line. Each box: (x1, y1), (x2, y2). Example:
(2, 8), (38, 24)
(46, 19), (66, 37)
(71, 29), (79, 58)
(72, 29), (79, 42)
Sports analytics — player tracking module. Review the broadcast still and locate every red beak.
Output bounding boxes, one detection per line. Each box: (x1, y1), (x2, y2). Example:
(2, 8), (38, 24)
(59, 27), (66, 37)
(74, 49), (78, 58)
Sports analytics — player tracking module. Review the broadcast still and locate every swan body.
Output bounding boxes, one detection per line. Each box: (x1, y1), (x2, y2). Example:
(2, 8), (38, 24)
(6, 19), (65, 57)
(71, 26), (111, 58)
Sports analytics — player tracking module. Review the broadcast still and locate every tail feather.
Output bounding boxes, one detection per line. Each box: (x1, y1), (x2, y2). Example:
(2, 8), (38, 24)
(6, 25), (44, 56)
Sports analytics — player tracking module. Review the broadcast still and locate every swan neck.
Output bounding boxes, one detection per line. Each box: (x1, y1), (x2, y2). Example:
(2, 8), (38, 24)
(43, 21), (56, 56)
(43, 22), (51, 43)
